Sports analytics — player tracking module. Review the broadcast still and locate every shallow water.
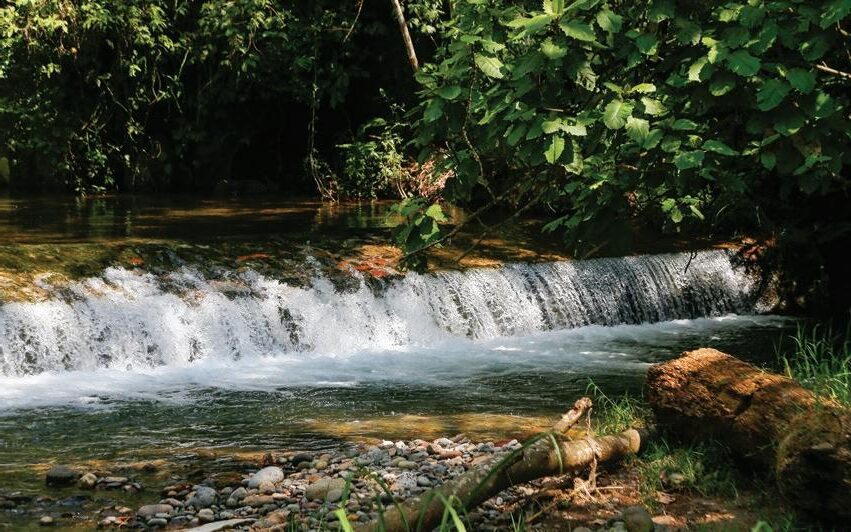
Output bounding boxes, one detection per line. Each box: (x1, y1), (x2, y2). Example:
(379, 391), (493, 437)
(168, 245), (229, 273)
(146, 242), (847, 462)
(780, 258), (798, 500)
(0, 195), (794, 502)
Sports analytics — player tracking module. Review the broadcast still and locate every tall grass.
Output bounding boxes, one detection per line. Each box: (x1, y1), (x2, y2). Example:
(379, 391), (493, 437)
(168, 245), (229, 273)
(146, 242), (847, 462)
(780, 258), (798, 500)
(777, 322), (851, 405)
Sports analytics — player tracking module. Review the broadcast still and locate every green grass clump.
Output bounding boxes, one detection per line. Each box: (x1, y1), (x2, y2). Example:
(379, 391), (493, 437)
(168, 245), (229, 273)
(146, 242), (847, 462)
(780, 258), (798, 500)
(777, 323), (851, 406)
(635, 439), (738, 508)
(585, 381), (650, 434)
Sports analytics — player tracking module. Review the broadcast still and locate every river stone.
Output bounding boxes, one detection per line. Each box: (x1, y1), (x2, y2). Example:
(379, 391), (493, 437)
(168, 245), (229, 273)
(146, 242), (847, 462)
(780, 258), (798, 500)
(188, 486), (217, 508)
(39, 516), (54, 526)
(138, 504), (174, 519)
(181, 518), (256, 532)
(147, 517), (168, 527)
(326, 488), (343, 503)
(392, 472), (418, 492)
(197, 508), (215, 523)
(621, 506), (654, 532)
(304, 478), (346, 501)
(78, 473), (97, 489)
(258, 480), (275, 494)
(247, 466), (284, 488)
(243, 494), (275, 507)
(45, 465), (79, 487)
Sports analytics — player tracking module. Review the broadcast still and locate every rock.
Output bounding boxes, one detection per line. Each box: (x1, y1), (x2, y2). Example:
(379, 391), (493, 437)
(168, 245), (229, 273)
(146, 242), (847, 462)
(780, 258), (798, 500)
(148, 517), (168, 527)
(397, 460), (417, 470)
(230, 487), (247, 501)
(572, 528), (593, 532)
(138, 504), (174, 519)
(197, 508), (215, 523)
(304, 478), (346, 501)
(621, 506), (654, 532)
(416, 475), (432, 487)
(78, 473), (97, 489)
(101, 476), (129, 485)
(39, 516), (54, 526)
(290, 453), (313, 466)
(258, 480), (276, 494)
(45, 465), (79, 487)
(391, 472), (418, 492)
(314, 460), (328, 470)
(188, 486), (217, 508)
(180, 518), (256, 532)
(247, 466), (284, 488)
(243, 494), (275, 507)
(326, 488), (343, 503)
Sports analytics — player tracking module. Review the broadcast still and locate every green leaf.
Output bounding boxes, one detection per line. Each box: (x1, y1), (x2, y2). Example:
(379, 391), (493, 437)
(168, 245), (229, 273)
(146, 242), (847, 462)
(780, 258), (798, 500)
(688, 204), (705, 220)
(545, 135), (566, 164)
(596, 9), (622, 33)
(425, 203), (447, 222)
(602, 99), (633, 129)
(688, 56), (710, 82)
(629, 83), (656, 94)
(436, 86), (462, 100)
(541, 38), (568, 59)
(643, 129), (664, 149)
(786, 68), (816, 94)
(648, 0), (675, 21)
(739, 5), (765, 28)
(703, 139), (738, 156)
(821, 0), (851, 28)
(760, 151), (776, 170)
(543, 0), (566, 16)
(559, 20), (597, 42)
(726, 49), (760, 76)
(625, 116), (650, 146)
(423, 99), (444, 122)
(709, 75), (736, 96)
(674, 150), (705, 170)
(640, 97), (666, 116)
(800, 35), (830, 61)
(506, 14), (555, 32)
(474, 54), (504, 79)
(672, 119), (698, 131)
(634, 33), (658, 55)
(756, 79), (790, 111)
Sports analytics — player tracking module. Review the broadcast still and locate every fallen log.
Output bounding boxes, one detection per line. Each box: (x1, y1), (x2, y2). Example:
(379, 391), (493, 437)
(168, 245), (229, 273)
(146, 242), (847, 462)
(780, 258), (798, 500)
(355, 398), (652, 532)
(646, 348), (851, 521)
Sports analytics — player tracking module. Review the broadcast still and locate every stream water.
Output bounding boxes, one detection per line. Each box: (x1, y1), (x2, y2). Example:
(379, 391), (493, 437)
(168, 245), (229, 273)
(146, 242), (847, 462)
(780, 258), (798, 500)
(0, 195), (796, 498)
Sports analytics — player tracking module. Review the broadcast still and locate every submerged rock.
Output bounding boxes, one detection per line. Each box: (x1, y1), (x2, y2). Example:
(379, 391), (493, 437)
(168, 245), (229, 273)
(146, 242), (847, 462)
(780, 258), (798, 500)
(45, 465), (79, 487)
(78, 472), (97, 489)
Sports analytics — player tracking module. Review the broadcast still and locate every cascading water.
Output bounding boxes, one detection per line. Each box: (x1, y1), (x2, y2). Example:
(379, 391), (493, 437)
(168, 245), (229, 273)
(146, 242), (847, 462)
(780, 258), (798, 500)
(0, 249), (768, 377)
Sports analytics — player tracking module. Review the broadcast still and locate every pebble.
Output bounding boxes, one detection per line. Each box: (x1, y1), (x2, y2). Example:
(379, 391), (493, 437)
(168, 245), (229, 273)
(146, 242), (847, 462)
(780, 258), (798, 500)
(197, 508), (215, 522)
(39, 516), (53, 526)
(247, 466), (284, 488)
(305, 477), (346, 501)
(621, 505), (654, 532)
(77, 472), (97, 489)
(188, 485), (217, 508)
(137, 503), (174, 519)
(147, 517), (168, 527)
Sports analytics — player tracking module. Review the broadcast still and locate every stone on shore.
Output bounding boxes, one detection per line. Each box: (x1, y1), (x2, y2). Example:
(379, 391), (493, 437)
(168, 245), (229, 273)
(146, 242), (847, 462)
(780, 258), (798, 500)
(247, 466), (284, 488)
(305, 477), (346, 501)
(45, 465), (79, 487)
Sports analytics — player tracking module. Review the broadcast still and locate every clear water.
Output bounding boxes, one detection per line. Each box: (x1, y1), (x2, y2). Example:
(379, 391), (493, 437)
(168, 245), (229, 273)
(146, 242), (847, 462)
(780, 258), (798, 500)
(0, 195), (794, 500)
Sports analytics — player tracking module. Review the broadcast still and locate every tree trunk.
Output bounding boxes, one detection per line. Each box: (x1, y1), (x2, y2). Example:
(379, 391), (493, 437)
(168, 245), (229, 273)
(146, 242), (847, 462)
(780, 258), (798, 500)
(646, 348), (851, 522)
(356, 398), (651, 532)
(389, 0), (419, 72)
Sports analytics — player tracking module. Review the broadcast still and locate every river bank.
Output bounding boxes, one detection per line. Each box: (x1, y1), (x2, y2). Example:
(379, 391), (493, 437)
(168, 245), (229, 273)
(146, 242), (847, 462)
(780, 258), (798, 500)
(2, 425), (792, 531)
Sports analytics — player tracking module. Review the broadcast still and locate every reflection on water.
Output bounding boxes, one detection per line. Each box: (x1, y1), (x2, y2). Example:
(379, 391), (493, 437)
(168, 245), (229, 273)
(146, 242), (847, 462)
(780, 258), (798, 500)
(0, 194), (393, 244)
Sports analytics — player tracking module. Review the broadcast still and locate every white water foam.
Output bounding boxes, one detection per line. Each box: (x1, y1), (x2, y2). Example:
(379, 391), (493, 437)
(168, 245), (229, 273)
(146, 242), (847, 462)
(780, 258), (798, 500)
(0, 249), (766, 378)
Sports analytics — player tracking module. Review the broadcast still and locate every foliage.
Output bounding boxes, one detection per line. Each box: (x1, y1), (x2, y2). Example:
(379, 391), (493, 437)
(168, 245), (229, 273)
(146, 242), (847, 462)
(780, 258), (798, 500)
(338, 118), (406, 199)
(778, 322), (851, 405)
(0, 0), (418, 193)
(585, 380), (649, 434)
(635, 439), (739, 507)
(409, 0), (851, 257)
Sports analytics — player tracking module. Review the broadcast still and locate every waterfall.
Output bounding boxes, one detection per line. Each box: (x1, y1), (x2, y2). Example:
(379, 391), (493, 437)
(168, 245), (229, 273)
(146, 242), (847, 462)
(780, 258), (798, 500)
(0, 249), (766, 376)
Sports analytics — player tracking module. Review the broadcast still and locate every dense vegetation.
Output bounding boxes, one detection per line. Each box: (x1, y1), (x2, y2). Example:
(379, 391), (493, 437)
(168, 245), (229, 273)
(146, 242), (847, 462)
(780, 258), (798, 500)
(1, 0), (849, 309)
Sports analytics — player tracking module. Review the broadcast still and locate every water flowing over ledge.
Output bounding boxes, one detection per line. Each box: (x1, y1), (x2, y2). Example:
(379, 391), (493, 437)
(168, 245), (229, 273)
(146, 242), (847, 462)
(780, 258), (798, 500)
(0, 249), (769, 377)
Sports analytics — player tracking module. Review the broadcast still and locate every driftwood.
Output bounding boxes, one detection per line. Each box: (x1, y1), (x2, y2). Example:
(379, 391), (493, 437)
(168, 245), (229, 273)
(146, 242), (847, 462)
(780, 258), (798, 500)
(646, 348), (851, 521)
(355, 398), (651, 532)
